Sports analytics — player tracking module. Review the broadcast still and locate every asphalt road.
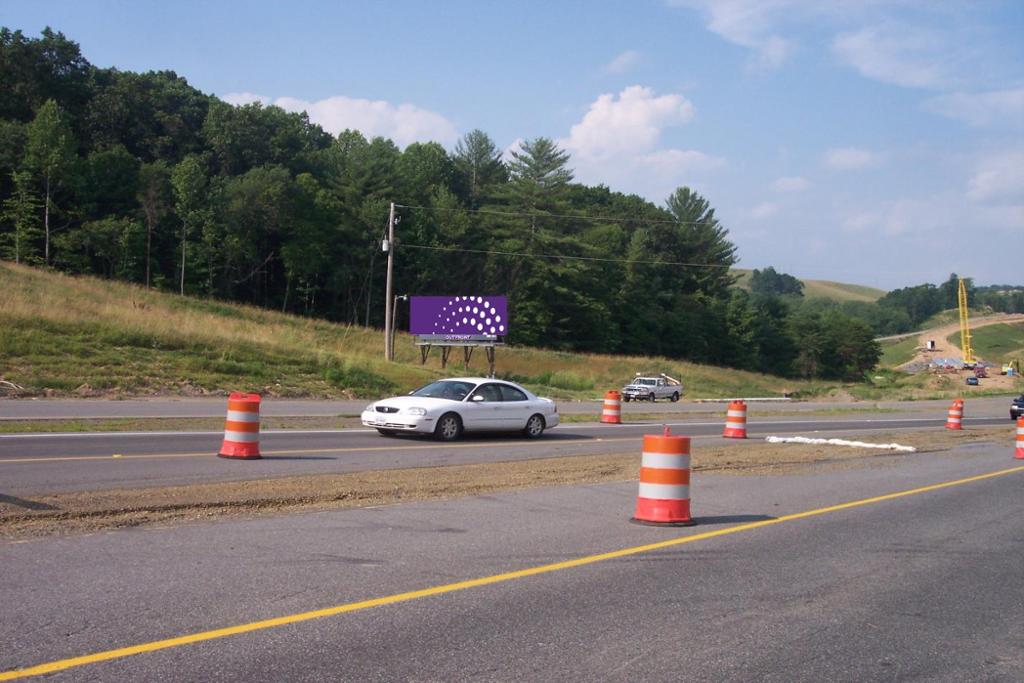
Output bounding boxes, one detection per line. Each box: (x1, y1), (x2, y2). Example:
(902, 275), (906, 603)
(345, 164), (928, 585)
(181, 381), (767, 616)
(0, 411), (1010, 494)
(0, 396), (1013, 419)
(2, 443), (1022, 681)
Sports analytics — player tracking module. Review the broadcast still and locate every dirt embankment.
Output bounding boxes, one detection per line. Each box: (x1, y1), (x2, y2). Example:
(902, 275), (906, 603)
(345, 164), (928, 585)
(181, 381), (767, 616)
(1, 427), (1012, 540)
(899, 313), (1024, 392)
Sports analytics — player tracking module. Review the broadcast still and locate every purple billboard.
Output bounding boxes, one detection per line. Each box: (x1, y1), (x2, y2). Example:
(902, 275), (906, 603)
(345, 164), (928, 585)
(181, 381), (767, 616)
(410, 296), (508, 340)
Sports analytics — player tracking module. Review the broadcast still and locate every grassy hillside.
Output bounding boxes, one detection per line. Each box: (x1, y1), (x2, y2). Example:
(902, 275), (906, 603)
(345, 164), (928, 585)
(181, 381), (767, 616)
(0, 261), (827, 400)
(732, 269), (884, 302)
(878, 336), (920, 368)
(946, 323), (1024, 364)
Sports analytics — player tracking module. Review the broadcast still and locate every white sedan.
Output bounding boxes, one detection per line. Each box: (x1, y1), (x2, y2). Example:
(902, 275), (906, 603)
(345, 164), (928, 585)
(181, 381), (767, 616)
(361, 377), (560, 441)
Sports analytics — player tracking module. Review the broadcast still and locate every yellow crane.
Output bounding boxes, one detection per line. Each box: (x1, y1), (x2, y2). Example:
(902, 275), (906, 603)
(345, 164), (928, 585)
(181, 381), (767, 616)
(958, 278), (974, 366)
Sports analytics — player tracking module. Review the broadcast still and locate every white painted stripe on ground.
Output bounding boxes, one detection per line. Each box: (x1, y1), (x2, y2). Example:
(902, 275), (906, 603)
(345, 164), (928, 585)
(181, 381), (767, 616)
(765, 435), (916, 452)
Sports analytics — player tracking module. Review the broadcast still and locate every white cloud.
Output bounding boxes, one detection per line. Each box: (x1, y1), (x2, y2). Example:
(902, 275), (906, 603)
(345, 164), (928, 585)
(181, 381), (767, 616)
(967, 150), (1024, 203)
(832, 25), (949, 89)
(557, 86), (722, 200)
(503, 137), (525, 162)
(925, 88), (1024, 127)
(562, 86), (695, 161)
(222, 92), (271, 106)
(749, 202), (780, 219)
(219, 92), (459, 148)
(824, 146), (880, 170)
(772, 176), (810, 192)
(604, 50), (642, 75)
(274, 96), (459, 148)
(842, 211), (878, 233)
(668, 0), (799, 69)
(640, 149), (725, 173)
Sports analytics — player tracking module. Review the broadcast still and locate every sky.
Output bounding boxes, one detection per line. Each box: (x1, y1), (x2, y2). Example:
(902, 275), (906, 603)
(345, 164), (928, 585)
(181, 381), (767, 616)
(4, 0), (1023, 289)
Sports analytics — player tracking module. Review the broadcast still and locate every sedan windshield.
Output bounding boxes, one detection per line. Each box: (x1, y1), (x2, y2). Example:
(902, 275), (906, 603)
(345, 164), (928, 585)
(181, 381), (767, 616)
(410, 380), (478, 401)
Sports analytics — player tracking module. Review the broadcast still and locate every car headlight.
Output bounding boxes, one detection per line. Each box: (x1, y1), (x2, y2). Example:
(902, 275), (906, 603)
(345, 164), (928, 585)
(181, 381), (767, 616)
(402, 407), (427, 416)
(364, 404), (376, 412)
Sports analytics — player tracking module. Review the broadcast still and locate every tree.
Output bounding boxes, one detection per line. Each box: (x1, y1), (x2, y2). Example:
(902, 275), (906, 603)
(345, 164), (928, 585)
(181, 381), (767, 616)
(54, 216), (143, 279)
(170, 154), (210, 295)
(219, 164), (294, 304)
(1, 171), (42, 263)
(453, 129), (506, 207)
(0, 28), (91, 123)
(750, 266), (804, 297)
(396, 141), (456, 205)
(505, 137), (573, 212)
(663, 187), (737, 298)
(136, 160), (172, 287)
(23, 98), (76, 264)
(78, 144), (140, 219)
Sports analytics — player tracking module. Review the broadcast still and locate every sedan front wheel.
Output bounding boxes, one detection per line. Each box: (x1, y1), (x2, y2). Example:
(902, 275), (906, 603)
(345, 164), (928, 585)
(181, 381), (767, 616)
(523, 414), (546, 438)
(434, 413), (463, 441)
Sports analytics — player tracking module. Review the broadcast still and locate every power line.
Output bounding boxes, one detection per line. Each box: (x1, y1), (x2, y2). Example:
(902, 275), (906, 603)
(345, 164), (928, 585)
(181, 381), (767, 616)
(393, 203), (714, 227)
(399, 242), (733, 269)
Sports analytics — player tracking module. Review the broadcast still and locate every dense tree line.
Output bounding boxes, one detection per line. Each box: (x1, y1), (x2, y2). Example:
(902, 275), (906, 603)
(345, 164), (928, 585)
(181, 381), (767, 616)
(0, 28), (889, 381)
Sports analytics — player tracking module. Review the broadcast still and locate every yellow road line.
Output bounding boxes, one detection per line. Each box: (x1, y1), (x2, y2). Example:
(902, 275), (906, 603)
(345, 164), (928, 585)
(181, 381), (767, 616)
(3, 464), (1022, 681)
(0, 435), (668, 464)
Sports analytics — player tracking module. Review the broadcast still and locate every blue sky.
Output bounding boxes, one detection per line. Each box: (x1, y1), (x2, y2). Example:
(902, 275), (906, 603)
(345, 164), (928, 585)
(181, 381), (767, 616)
(4, 0), (1022, 289)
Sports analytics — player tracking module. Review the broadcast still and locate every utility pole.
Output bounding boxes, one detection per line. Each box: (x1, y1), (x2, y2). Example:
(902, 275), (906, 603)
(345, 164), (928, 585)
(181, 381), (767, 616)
(383, 202), (396, 361)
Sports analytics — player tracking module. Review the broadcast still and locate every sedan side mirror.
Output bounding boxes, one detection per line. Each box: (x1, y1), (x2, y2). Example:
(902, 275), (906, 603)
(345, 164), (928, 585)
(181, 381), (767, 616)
(472, 394), (485, 402)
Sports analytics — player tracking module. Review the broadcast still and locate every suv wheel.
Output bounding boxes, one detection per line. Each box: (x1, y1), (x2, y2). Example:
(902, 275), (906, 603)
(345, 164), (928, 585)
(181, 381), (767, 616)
(670, 392), (679, 402)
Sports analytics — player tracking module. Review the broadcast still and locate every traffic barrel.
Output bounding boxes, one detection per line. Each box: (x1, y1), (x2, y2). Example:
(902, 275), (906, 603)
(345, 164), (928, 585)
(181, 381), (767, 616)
(1015, 417), (1024, 460)
(632, 426), (695, 526)
(723, 400), (748, 439)
(601, 390), (622, 424)
(945, 400), (963, 430)
(218, 392), (262, 459)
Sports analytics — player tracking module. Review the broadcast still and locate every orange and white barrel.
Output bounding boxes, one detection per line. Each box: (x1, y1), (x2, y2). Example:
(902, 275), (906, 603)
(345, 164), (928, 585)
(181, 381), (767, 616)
(945, 400), (963, 430)
(601, 390), (622, 424)
(723, 400), (747, 439)
(632, 429), (695, 526)
(218, 392), (262, 459)
(1015, 417), (1024, 460)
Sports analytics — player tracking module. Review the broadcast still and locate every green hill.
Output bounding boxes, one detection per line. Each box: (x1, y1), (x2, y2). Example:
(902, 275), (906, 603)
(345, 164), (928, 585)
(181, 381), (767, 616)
(733, 269), (885, 302)
(947, 323), (1024, 364)
(0, 261), (821, 400)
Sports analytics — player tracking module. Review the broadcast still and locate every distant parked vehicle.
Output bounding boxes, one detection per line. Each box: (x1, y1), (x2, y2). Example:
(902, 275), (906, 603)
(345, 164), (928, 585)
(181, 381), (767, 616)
(966, 376), (979, 386)
(621, 373), (682, 402)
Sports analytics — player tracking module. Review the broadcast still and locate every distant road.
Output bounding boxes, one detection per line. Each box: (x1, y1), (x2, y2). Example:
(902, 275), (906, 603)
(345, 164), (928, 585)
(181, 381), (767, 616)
(0, 396), (1012, 420)
(0, 408), (1010, 495)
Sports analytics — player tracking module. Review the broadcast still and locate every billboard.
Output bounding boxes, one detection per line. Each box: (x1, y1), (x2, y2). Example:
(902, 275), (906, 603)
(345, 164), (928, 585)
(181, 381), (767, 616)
(410, 296), (508, 341)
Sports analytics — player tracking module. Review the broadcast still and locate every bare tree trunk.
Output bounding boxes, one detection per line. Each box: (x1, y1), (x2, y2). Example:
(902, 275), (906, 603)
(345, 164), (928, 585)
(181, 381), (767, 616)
(179, 221), (186, 296)
(44, 174), (50, 265)
(145, 217), (153, 288)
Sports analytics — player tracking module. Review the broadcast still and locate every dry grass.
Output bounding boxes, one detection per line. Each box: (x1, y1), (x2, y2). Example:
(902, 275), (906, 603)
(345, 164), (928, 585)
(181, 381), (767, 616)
(0, 261), (827, 400)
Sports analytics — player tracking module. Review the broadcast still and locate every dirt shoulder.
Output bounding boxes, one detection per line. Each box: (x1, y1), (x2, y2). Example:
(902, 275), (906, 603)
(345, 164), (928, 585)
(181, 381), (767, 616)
(2, 427), (1012, 541)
